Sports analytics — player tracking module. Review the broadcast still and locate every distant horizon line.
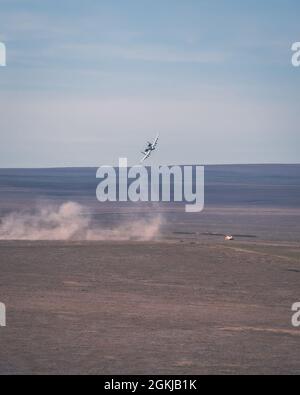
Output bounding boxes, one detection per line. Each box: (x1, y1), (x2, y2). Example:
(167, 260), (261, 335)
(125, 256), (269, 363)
(0, 163), (300, 170)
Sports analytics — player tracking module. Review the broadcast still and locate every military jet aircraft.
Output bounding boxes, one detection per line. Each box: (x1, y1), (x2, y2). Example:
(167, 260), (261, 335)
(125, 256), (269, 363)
(140, 134), (159, 162)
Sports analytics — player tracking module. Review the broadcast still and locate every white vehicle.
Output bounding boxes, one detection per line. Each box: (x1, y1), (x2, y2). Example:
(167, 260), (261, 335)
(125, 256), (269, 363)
(140, 134), (159, 162)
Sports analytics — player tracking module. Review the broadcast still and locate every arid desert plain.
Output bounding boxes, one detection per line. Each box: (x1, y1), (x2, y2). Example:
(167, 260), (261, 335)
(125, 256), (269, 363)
(0, 165), (300, 374)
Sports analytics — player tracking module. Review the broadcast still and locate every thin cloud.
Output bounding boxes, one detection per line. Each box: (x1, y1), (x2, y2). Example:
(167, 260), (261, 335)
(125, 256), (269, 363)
(93, 43), (226, 64)
(39, 42), (227, 66)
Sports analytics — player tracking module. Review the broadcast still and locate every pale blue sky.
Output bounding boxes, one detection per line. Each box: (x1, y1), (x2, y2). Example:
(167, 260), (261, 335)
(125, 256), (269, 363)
(0, 0), (299, 167)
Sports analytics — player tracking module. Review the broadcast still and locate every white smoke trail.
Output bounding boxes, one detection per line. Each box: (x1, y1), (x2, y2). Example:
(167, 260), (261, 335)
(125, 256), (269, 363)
(0, 202), (162, 241)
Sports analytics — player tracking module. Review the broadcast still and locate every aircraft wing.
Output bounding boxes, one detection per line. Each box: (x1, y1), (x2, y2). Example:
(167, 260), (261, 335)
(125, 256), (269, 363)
(153, 134), (159, 148)
(141, 150), (151, 163)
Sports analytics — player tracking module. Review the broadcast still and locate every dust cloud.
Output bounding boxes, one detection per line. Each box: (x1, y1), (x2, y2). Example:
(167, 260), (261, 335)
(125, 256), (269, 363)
(0, 202), (162, 241)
